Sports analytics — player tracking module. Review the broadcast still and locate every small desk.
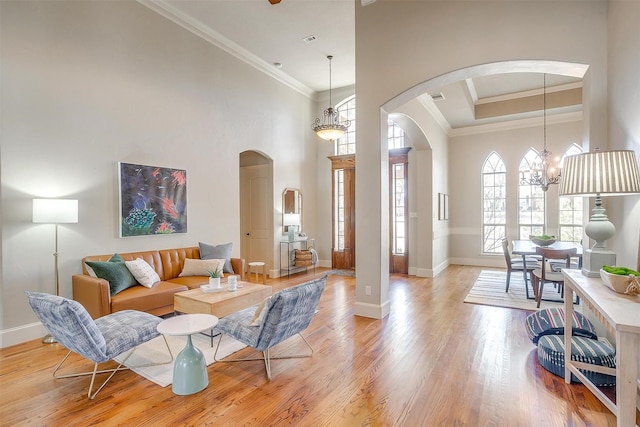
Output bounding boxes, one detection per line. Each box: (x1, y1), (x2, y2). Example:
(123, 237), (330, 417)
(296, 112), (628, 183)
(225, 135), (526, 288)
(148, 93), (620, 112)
(563, 269), (640, 427)
(157, 313), (218, 395)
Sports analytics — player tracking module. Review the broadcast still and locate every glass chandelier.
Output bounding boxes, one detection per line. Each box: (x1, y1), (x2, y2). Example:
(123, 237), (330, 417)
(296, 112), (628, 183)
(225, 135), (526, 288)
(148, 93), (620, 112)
(520, 74), (561, 192)
(313, 55), (350, 141)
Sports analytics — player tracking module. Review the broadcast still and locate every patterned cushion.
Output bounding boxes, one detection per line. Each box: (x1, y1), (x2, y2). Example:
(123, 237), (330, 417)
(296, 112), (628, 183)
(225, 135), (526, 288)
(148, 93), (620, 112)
(26, 291), (107, 361)
(525, 307), (597, 344)
(537, 335), (616, 386)
(125, 258), (161, 288)
(216, 276), (326, 352)
(94, 310), (162, 359)
(26, 292), (162, 363)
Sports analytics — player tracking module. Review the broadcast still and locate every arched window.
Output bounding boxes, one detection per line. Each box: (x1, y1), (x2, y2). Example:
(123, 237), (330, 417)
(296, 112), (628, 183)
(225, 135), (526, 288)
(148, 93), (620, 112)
(518, 149), (546, 239)
(335, 96), (356, 155)
(558, 143), (584, 243)
(482, 152), (506, 253)
(388, 119), (405, 149)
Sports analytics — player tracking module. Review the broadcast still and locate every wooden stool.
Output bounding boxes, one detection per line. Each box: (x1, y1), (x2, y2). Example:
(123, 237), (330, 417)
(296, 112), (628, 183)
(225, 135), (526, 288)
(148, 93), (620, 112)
(247, 262), (268, 284)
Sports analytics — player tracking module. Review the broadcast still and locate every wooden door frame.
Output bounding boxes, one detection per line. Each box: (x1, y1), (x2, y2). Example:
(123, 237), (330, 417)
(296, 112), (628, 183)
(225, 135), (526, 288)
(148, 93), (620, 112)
(329, 154), (356, 270)
(389, 147), (411, 274)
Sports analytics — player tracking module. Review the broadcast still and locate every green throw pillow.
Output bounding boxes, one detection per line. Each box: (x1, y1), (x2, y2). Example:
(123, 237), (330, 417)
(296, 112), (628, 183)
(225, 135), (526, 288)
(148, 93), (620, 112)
(86, 253), (137, 296)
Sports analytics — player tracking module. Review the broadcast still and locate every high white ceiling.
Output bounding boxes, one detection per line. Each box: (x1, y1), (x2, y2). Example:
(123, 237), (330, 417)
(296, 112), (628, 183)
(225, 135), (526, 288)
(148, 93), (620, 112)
(144, 0), (583, 130)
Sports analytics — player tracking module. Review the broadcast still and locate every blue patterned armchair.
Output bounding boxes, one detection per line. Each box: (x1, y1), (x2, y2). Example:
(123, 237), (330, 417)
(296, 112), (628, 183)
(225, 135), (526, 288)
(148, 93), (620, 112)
(213, 276), (326, 380)
(26, 291), (172, 399)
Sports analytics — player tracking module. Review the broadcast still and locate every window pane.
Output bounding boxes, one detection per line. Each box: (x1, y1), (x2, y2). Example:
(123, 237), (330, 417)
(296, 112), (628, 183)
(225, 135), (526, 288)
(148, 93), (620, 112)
(335, 97), (356, 155)
(518, 149), (546, 239)
(482, 152), (506, 253)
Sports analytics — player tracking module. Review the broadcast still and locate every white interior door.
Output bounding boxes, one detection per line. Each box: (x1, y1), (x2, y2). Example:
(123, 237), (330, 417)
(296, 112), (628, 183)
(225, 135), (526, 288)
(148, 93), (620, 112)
(240, 164), (271, 267)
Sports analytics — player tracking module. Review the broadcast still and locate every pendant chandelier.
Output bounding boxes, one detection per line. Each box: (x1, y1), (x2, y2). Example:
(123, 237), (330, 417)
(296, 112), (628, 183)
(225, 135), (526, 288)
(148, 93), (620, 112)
(313, 55), (350, 141)
(520, 74), (561, 192)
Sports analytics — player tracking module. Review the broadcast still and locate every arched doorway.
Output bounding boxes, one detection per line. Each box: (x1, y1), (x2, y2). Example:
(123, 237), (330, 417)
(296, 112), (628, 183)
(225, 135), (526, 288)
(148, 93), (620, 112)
(239, 151), (274, 271)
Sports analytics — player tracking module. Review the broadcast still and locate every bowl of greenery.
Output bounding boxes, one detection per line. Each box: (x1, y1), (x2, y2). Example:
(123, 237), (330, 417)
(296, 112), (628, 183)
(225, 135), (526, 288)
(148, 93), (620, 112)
(600, 266), (640, 294)
(530, 235), (556, 246)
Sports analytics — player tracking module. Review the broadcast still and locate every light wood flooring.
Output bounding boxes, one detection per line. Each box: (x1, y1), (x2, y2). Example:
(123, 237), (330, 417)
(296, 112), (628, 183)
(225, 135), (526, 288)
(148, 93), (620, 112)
(0, 265), (630, 426)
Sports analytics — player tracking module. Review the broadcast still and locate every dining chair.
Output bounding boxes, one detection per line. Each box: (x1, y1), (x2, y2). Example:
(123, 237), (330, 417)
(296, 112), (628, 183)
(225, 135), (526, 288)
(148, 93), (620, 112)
(502, 239), (540, 296)
(530, 246), (578, 308)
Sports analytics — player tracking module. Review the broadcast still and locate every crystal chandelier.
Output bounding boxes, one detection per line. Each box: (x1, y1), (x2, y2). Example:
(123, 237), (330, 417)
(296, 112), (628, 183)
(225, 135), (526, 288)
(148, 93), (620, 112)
(313, 55), (350, 141)
(520, 74), (561, 192)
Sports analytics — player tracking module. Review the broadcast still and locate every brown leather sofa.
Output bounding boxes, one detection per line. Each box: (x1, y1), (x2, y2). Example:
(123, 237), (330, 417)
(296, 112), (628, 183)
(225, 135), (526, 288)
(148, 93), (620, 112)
(72, 246), (245, 319)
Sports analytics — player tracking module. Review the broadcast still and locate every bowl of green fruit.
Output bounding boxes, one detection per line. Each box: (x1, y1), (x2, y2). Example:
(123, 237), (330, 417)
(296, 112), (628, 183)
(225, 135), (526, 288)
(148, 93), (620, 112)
(600, 266), (640, 294)
(530, 235), (556, 246)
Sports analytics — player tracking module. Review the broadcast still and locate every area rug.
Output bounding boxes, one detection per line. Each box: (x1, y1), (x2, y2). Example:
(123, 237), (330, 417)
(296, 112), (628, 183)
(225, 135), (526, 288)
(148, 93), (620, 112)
(326, 269), (356, 277)
(114, 330), (246, 387)
(464, 270), (576, 311)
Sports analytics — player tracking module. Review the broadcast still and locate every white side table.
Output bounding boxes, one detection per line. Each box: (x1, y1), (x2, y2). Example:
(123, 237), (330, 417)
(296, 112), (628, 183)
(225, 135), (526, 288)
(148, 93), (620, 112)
(157, 313), (218, 395)
(247, 261), (268, 284)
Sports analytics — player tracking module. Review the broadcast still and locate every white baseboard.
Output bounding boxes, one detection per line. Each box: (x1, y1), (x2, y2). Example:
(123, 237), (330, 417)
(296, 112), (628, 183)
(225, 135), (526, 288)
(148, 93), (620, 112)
(449, 257), (504, 268)
(354, 299), (390, 319)
(1, 322), (47, 348)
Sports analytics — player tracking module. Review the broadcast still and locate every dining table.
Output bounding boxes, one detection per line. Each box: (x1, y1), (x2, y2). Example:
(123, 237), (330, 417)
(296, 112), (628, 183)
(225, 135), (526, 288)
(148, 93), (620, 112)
(511, 239), (583, 300)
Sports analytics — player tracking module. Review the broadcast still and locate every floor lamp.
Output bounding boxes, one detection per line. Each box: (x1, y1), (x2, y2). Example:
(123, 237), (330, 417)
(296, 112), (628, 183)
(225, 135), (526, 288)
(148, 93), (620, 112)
(32, 198), (79, 343)
(559, 150), (640, 277)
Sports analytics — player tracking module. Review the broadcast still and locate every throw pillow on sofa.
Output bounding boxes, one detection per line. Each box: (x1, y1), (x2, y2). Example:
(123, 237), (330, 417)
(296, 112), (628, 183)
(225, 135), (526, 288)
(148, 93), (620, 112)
(179, 258), (226, 277)
(86, 253), (137, 296)
(125, 258), (161, 288)
(199, 241), (234, 274)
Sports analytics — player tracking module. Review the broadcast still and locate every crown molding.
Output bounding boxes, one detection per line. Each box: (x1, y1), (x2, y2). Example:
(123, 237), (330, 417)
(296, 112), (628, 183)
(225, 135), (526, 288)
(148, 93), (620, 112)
(476, 82), (583, 105)
(138, 0), (316, 99)
(449, 110), (582, 137)
(417, 94), (452, 135)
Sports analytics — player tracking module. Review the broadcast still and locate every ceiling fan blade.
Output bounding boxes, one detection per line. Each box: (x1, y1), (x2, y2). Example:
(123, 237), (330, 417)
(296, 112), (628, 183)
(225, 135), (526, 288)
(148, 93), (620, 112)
(268, 0), (281, 4)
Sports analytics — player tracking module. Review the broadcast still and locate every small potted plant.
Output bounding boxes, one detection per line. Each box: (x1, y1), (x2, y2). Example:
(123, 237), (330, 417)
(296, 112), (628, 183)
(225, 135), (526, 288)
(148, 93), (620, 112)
(208, 267), (222, 288)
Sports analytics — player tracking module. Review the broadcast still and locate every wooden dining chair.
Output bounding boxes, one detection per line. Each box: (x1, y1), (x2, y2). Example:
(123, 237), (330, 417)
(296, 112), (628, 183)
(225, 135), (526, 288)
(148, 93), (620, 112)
(502, 239), (540, 296)
(530, 246), (578, 308)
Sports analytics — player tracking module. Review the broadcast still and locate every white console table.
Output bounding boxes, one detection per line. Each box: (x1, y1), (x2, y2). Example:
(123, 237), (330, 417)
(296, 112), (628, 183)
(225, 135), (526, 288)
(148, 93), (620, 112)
(563, 269), (640, 426)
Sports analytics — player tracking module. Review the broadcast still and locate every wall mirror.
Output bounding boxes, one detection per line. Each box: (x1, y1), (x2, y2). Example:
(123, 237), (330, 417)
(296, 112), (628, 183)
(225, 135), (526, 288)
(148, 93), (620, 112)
(282, 188), (302, 234)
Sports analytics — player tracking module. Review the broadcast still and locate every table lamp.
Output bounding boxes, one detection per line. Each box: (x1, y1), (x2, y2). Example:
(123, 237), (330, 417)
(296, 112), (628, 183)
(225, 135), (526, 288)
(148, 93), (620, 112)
(559, 149), (640, 276)
(284, 213), (300, 242)
(33, 198), (79, 343)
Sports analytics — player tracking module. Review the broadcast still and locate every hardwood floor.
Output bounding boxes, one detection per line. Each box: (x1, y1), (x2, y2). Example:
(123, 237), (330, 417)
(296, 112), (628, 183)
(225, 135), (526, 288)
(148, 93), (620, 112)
(0, 265), (625, 426)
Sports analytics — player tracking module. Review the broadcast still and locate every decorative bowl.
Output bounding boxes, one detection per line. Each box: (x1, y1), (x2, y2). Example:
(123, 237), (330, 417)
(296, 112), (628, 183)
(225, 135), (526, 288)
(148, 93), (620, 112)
(531, 236), (556, 246)
(599, 269), (639, 294)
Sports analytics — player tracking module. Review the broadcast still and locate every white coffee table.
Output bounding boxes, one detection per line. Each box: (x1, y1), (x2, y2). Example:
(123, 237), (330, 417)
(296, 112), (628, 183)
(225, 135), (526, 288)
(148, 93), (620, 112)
(157, 313), (218, 395)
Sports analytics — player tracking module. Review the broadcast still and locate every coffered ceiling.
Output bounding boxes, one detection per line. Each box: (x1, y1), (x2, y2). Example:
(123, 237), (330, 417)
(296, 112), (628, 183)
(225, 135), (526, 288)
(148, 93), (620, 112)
(141, 0), (583, 131)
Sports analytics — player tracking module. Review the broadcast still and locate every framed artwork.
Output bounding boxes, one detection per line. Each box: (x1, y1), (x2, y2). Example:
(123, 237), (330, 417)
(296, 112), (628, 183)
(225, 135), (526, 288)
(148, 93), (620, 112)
(118, 162), (187, 237)
(438, 193), (448, 220)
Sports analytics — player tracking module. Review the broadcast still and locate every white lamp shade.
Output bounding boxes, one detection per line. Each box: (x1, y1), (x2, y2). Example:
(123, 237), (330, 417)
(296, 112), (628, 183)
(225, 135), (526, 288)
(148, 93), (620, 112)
(560, 150), (640, 196)
(33, 199), (78, 224)
(283, 213), (300, 226)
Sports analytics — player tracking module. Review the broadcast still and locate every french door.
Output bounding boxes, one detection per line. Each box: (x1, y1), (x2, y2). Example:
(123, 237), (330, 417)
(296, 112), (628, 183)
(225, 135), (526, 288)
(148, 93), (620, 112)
(389, 148), (410, 274)
(329, 155), (355, 270)
(329, 149), (410, 273)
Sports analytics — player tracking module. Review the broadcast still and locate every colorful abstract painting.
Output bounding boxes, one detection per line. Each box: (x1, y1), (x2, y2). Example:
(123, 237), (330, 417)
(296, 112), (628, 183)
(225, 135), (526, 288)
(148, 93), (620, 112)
(118, 162), (187, 237)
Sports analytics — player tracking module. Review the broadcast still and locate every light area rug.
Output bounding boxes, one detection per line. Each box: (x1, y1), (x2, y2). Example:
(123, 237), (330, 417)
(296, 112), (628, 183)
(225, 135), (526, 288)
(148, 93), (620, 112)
(464, 269), (576, 311)
(113, 330), (246, 387)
